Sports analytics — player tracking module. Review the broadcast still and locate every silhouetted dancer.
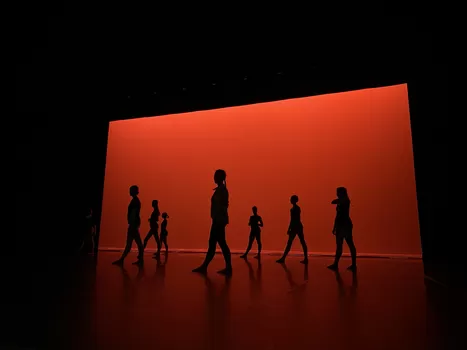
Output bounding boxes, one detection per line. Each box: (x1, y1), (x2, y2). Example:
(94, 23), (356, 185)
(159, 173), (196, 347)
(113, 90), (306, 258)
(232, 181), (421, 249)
(276, 195), (308, 264)
(82, 207), (96, 255)
(327, 187), (357, 271)
(112, 185), (144, 266)
(240, 206), (263, 259)
(144, 200), (161, 255)
(192, 169), (232, 275)
(160, 212), (169, 252)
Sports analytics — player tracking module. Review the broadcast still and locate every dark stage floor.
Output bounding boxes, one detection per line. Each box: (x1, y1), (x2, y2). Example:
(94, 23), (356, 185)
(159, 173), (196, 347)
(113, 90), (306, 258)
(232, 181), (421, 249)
(50, 252), (466, 350)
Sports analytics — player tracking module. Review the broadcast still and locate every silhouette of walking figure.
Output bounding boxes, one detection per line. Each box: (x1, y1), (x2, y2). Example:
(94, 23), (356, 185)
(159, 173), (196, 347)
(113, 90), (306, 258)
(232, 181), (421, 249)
(192, 169), (232, 275)
(276, 195), (308, 264)
(327, 187), (357, 271)
(81, 207), (96, 255)
(143, 200), (161, 255)
(240, 206), (263, 259)
(160, 212), (169, 252)
(112, 185), (144, 266)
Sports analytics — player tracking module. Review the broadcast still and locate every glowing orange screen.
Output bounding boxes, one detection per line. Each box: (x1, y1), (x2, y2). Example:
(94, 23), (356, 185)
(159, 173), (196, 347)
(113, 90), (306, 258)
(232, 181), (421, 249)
(100, 84), (421, 257)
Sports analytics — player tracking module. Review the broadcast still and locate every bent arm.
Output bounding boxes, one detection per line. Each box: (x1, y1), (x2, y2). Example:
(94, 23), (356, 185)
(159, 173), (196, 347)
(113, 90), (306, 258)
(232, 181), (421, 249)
(259, 217), (264, 227)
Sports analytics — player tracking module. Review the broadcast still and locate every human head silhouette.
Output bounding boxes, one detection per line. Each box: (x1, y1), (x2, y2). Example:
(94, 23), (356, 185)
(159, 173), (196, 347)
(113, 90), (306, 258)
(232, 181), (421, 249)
(129, 185), (139, 197)
(290, 195), (299, 205)
(252, 206), (258, 215)
(152, 200), (159, 208)
(162, 212), (169, 219)
(214, 169), (227, 186)
(336, 187), (348, 199)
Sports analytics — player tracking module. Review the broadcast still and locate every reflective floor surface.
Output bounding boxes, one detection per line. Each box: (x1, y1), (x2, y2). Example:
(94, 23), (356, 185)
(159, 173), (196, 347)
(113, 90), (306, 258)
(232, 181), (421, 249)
(50, 252), (466, 350)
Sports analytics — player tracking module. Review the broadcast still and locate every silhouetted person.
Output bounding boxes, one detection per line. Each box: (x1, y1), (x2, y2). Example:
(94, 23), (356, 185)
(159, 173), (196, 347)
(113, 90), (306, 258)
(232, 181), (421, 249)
(82, 207), (96, 255)
(327, 187), (357, 271)
(240, 206), (263, 259)
(276, 195), (308, 264)
(112, 185), (144, 266)
(192, 169), (232, 275)
(143, 200), (161, 255)
(160, 212), (169, 252)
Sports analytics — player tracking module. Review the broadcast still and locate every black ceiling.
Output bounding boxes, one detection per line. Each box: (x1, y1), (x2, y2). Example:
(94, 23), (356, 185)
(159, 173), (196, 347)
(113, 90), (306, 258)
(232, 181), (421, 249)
(16, 13), (444, 120)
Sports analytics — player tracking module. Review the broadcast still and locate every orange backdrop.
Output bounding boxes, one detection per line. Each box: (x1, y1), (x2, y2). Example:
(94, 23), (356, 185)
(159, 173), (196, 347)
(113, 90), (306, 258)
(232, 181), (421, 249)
(100, 84), (421, 257)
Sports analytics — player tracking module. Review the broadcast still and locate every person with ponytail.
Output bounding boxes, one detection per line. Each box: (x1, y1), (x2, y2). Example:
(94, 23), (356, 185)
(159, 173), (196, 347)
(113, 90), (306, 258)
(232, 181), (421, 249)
(327, 187), (357, 271)
(193, 169), (232, 275)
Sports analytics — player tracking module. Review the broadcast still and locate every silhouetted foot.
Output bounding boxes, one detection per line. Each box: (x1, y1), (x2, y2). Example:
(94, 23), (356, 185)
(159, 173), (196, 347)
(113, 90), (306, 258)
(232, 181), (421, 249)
(347, 265), (357, 271)
(276, 258), (285, 263)
(254, 254), (260, 259)
(132, 259), (143, 265)
(217, 268), (232, 276)
(112, 259), (124, 266)
(240, 254), (247, 259)
(192, 266), (207, 274)
(300, 259), (308, 264)
(327, 264), (338, 271)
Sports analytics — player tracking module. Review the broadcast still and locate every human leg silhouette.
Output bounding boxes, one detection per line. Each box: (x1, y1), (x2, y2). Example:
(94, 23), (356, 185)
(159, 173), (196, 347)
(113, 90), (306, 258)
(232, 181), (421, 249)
(112, 230), (134, 265)
(154, 232), (161, 255)
(240, 234), (255, 258)
(131, 227), (144, 265)
(192, 224), (218, 273)
(254, 232), (262, 258)
(328, 235), (344, 270)
(152, 233), (163, 260)
(276, 233), (296, 263)
(193, 222), (231, 274)
(297, 231), (308, 264)
(345, 235), (357, 270)
(143, 230), (152, 249)
(161, 235), (168, 252)
(216, 224), (232, 275)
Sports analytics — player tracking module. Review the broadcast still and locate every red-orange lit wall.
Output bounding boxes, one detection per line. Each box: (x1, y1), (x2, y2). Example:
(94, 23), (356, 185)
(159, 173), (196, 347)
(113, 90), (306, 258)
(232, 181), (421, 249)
(100, 84), (421, 257)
